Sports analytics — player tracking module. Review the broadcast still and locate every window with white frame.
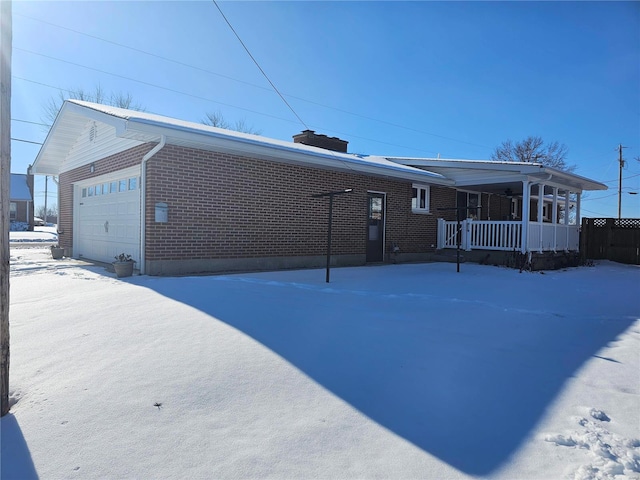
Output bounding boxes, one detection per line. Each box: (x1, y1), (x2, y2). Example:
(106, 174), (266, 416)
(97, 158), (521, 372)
(10, 202), (17, 221)
(411, 184), (430, 213)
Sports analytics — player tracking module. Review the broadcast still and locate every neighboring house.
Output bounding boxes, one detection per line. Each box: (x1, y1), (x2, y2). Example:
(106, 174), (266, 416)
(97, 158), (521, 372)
(31, 100), (606, 275)
(10, 173), (34, 229)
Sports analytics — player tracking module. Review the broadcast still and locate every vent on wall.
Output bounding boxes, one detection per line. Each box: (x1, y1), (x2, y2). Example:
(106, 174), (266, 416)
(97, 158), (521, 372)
(89, 122), (98, 142)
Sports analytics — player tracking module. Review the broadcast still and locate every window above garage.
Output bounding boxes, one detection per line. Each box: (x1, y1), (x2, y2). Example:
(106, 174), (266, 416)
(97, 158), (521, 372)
(82, 176), (140, 198)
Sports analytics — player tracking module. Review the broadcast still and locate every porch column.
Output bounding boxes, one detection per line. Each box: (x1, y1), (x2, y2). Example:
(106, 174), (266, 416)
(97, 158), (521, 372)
(537, 183), (545, 252)
(575, 192), (581, 226)
(521, 180), (530, 253)
(552, 187), (558, 252)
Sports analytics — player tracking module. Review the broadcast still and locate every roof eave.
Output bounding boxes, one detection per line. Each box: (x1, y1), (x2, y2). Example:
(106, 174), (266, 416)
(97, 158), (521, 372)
(31, 101), (129, 175)
(123, 119), (454, 186)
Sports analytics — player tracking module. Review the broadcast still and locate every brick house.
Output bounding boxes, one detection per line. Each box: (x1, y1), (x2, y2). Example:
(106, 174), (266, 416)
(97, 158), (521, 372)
(32, 100), (606, 275)
(10, 173), (34, 229)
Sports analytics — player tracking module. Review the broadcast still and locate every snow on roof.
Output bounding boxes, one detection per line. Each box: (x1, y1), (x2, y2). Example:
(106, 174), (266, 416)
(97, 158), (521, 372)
(63, 100), (451, 185)
(10, 173), (32, 201)
(386, 156), (607, 191)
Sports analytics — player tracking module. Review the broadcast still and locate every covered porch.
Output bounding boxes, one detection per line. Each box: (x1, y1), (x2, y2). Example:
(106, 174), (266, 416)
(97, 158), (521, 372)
(383, 157), (607, 255)
(437, 181), (582, 253)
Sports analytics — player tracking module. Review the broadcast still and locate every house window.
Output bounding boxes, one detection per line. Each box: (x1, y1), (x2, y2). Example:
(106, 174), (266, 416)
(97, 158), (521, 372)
(82, 188), (87, 198)
(10, 202), (16, 221)
(411, 184), (430, 213)
(119, 180), (127, 192)
(110, 181), (117, 193)
(128, 177), (137, 190)
(88, 186), (94, 197)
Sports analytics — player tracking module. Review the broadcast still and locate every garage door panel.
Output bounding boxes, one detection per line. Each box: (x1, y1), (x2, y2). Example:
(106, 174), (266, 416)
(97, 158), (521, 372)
(75, 171), (140, 265)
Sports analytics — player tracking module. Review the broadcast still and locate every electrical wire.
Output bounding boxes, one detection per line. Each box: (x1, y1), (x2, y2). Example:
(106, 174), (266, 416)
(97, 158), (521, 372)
(11, 137), (43, 145)
(211, 0), (308, 129)
(12, 75), (447, 157)
(12, 118), (51, 127)
(14, 11), (492, 151)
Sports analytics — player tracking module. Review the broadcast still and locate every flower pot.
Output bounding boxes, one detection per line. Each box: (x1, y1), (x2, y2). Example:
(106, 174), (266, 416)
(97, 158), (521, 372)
(51, 247), (64, 259)
(113, 261), (135, 278)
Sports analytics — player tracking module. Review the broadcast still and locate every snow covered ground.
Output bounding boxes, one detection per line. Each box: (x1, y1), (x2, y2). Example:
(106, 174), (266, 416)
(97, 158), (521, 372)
(2, 246), (639, 479)
(9, 227), (58, 244)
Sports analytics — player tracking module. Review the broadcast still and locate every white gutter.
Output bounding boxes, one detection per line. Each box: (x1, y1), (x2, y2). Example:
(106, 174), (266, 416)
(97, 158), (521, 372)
(139, 135), (166, 275)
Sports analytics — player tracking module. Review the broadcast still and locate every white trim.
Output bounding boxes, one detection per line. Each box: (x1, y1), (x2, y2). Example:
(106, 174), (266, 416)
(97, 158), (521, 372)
(411, 183), (431, 214)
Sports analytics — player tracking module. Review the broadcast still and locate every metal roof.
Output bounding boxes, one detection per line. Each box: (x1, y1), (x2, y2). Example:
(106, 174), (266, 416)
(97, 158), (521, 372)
(386, 157), (607, 193)
(32, 101), (453, 185)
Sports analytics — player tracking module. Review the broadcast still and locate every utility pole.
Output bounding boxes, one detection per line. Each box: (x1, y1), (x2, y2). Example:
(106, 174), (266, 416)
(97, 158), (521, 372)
(618, 144), (627, 220)
(1, 0), (13, 417)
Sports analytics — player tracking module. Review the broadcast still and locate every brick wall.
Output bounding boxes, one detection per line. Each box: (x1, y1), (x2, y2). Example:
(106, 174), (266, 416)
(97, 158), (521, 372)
(145, 145), (450, 261)
(486, 193), (512, 221)
(57, 142), (458, 267)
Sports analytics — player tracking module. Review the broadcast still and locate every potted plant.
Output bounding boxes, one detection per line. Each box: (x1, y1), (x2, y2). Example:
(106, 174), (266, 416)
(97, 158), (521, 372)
(50, 245), (64, 259)
(113, 253), (135, 278)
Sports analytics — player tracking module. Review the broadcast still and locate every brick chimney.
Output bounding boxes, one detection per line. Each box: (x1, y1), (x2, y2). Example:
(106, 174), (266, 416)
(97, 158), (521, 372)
(293, 130), (348, 153)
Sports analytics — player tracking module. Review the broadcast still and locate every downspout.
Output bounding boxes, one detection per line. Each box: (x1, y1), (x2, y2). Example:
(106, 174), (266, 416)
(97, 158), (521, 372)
(51, 176), (59, 233)
(140, 136), (166, 275)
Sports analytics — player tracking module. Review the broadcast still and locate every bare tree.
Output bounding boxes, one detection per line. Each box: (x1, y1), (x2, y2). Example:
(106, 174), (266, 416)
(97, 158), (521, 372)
(491, 136), (574, 172)
(36, 204), (57, 223)
(202, 110), (261, 135)
(42, 85), (145, 126)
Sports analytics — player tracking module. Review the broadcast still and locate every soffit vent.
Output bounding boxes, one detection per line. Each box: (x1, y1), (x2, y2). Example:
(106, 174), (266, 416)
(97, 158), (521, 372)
(89, 122), (98, 143)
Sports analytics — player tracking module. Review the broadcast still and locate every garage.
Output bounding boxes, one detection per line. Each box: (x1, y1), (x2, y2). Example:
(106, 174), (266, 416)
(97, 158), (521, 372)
(74, 166), (141, 265)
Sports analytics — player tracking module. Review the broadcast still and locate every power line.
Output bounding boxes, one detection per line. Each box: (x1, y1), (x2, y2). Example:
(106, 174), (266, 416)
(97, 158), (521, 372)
(11, 55), (300, 124)
(584, 192), (622, 201)
(11, 118), (50, 127)
(11, 137), (42, 145)
(601, 172), (640, 184)
(11, 75), (448, 157)
(211, 0), (307, 129)
(14, 12), (492, 151)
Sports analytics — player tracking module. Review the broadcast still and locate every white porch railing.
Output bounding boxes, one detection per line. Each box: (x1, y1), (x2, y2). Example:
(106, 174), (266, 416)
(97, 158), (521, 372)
(437, 219), (579, 253)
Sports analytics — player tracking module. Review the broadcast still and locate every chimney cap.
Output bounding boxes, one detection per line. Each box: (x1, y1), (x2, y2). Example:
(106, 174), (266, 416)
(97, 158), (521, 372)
(293, 130), (348, 153)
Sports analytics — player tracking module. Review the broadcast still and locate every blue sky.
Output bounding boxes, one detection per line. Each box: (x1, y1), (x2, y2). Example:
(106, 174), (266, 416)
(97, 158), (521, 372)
(10, 1), (640, 218)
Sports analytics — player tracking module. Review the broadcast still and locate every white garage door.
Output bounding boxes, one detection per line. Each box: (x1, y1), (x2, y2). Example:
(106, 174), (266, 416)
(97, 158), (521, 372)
(74, 167), (141, 265)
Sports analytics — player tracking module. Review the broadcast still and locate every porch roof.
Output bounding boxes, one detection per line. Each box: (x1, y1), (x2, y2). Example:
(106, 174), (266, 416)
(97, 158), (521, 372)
(32, 101), (453, 186)
(386, 157), (607, 194)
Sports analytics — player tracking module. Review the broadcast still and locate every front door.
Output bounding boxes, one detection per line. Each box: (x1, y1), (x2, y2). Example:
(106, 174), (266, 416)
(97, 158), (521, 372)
(366, 193), (385, 262)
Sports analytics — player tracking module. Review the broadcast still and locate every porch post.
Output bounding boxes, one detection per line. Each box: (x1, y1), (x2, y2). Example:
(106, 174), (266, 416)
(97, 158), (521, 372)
(575, 192), (581, 226)
(437, 218), (445, 249)
(521, 180), (530, 253)
(537, 183), (545, 252)
(552, 187), (558, 252)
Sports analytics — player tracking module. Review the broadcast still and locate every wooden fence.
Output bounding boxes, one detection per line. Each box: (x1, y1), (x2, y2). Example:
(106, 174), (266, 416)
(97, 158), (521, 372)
(581, 218), (640, 265)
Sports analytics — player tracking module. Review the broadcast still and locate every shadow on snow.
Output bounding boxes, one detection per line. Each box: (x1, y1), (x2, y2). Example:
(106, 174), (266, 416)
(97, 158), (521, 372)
(1, 414), (39, 480)
(137, 266), (634, 476)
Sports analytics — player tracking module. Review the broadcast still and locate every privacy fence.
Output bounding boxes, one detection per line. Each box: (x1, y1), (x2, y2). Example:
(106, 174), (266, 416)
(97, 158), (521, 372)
(581, 218), (640, 265)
